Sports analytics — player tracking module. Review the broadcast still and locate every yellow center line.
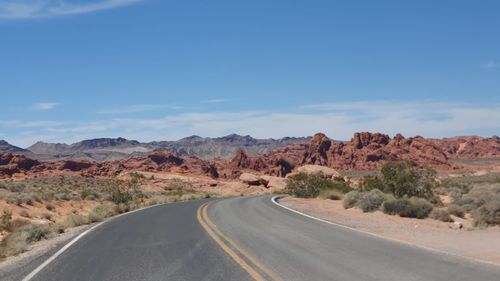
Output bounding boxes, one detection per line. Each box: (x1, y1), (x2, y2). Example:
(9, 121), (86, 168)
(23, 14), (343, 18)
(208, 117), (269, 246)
(197, 203), (265, 281)
(201, 202), (284, 281)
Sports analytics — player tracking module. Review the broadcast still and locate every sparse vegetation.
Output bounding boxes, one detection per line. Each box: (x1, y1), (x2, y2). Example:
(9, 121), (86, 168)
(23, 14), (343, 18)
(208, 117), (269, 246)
(447, 204), (465, 218)
(357, 189), (388, 212)
(286, 172), (351, 198)
(429, 208), (453, 222)
(360, 161), (437, 200)
(343, 190), (363, 209)
(88, 204), (115, 223)
(318, 189), (343, 200)
(382, 197), (433, 219)
(473, 198), (500, 227)
(0, 223), (52, 258)
(64, 214), (88, 228)
(343, 189), (394, 212)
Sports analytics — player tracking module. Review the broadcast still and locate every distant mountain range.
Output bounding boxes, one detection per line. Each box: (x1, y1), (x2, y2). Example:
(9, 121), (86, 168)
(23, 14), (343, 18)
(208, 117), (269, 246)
(0, 135), (310, 162)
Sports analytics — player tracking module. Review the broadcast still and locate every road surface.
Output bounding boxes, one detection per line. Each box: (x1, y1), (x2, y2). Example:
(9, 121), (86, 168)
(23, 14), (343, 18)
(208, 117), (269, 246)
(22, 196), (500, 281)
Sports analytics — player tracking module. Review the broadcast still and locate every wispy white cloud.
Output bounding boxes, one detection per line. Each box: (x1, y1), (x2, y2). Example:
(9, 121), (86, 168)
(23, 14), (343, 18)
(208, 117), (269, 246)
(0, 0), (141, 19)
(98, 104), (170, 114)
(32, 102), (60, 111)
(5, 101), (500, 147)
(202, 99), (229, 104)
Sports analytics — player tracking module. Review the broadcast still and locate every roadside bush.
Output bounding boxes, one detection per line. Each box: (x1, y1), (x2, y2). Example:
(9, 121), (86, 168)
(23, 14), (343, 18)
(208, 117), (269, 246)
(473, 198), (500, 227)
(0, 223), (52, 257)
(382, 197), (433, 219)
(113, 203), (130, 214)
(286, 172), (351, 198)
(360, 175), (385, 192)
(54, 223), (65, 234)
(0, 211), (12, 231)
(429, 208), (453, 222)
(88, 204), (115, 223)
(357, 189), (387, 212)
(64, 214), (88, 228)
(381, 162), (436, 199)
(447, 204), (465, 218)
(343, 190), (363, 209)
(318, 189), (343, 200)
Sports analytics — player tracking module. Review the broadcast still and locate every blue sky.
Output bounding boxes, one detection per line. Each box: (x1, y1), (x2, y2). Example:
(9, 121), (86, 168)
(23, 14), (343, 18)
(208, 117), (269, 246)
(0, 0), (499, 147)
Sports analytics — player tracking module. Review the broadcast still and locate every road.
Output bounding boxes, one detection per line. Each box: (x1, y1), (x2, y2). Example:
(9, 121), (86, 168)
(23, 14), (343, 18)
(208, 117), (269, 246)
(24, 196), (500, 281)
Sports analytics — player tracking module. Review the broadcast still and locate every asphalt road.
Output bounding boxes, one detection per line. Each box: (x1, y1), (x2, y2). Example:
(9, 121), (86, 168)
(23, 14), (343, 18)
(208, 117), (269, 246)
(23, 196), (500, 281)
(208, 195), (500, 281)
(28, 199), (252, 281)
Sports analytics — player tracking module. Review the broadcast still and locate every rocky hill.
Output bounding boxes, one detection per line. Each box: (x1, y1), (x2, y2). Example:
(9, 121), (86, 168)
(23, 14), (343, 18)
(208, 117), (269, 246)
(0, 140), (29, 153)
(22, 135), (308, 162)
(2, 132), (499, 180)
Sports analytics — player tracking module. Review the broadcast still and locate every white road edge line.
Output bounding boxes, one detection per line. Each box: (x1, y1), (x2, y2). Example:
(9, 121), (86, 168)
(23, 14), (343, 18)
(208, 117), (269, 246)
(21, 201), (178, 281)
(271, 195), (500, 269)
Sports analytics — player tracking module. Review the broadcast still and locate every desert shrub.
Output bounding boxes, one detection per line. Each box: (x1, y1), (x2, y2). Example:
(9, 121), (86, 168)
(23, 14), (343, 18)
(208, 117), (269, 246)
(88, 204), (115, 223)
(55, 193), (71, 201)
(286, 173), (351, 198)
(473, 198), (500, 227)
(429, 208), (453, 222)
(454, 184), (500, 213)
(343, 190), (363, 209)
(319, 189), (343, 200)
(447, 204), (465, 218)
(382, 197), (433, 219)
(113, 203), (130, 214)
(54, 223), (65, 234)
(360, 175), (386, 192)
(0, 211), (12, 231)
(24, 224), (52, 243)
(40, 213), (53, 221)
(19, 210), (30, 218)
(381, 162), (436, 199)
(6, 183), (26, 193)
(358, 189), (387, 212)
(0, 223), (52, 257)
(45, 203), (56, 211)
(64, 214), (88, 228)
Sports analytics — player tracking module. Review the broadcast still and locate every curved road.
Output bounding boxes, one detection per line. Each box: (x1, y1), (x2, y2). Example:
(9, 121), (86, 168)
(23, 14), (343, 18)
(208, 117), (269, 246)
(22, 196), (500, 281)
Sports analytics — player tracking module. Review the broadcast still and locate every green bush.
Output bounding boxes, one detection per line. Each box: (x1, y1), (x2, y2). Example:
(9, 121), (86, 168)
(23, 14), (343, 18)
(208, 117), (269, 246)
(358, 189), (387, 212)
(343, 190), (363, 209)
(286, 172), (351, 198)
(473, 198), (500, 227)
(381, 162), (436, 199)
(360, 175), (385, 192)
(429, 208), (453, 222)
(447, 204), (465, 218)
(382, 197), (433, 219)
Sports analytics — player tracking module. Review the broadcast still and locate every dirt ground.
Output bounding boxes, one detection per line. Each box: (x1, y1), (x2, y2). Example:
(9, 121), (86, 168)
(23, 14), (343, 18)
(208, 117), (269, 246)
(280, 197), (500, 265)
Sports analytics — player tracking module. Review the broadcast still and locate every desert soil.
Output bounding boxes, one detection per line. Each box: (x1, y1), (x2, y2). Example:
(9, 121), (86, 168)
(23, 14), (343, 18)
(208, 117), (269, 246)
(280, 197), (500, 265)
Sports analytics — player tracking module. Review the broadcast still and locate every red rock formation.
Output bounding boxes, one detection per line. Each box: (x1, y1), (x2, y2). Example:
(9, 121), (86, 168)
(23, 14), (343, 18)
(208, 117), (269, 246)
(0, 132), (498, 180)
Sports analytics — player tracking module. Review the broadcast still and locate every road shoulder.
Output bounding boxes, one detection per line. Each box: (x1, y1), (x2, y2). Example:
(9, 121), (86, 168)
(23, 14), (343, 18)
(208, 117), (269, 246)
(278, 196), (500, 266)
